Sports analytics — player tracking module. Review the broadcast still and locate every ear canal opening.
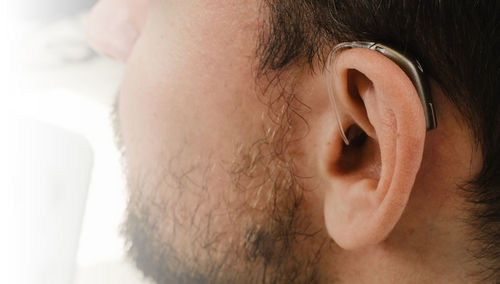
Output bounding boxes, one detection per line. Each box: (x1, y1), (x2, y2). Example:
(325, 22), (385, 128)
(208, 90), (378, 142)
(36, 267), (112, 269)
(345, 124), (368, 147)
(329, 123), (380, 178)
(337, 124), (368, 173)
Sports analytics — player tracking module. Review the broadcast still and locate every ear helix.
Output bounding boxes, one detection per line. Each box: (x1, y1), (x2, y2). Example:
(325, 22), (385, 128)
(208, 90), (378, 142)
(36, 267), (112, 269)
(325, 41), (437, 147)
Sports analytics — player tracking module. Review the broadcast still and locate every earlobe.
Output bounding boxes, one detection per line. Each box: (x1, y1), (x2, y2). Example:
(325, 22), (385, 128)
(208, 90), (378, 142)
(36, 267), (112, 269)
(322, 48), (427, 250)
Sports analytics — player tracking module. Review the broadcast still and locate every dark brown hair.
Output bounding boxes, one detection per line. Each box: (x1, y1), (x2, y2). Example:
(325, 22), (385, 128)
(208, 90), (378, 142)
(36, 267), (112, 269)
(257, 0), (500, 281)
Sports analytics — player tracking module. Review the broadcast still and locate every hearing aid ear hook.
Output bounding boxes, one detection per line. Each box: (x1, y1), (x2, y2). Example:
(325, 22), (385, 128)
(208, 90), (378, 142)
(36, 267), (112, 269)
(326, 42), (438, 145)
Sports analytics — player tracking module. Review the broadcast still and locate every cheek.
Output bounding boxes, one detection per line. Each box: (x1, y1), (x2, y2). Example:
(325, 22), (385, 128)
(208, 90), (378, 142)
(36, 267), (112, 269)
(120, 45), (263, 168)
(118, 2), (267, 199)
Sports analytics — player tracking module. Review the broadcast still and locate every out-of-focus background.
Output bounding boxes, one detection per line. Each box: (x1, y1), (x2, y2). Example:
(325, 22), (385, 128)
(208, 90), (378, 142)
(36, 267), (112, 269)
(0, 1), (151, 283)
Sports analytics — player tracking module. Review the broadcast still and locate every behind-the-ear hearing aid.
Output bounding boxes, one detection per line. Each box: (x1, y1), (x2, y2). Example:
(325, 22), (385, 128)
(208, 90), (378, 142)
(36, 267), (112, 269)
(326, 42), (438, 145)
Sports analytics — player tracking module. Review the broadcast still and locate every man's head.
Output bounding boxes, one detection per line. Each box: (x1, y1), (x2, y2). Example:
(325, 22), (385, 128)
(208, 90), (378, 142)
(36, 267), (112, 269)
(88, 0), (500, 283)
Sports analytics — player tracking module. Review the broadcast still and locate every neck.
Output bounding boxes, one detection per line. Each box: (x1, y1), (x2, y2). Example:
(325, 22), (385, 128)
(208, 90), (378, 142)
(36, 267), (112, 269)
(332, 208), (484, 283)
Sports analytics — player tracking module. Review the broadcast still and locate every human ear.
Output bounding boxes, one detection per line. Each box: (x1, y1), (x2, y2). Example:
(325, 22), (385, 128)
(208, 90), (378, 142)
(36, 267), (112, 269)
(321, 47), (427, 250)
(86, 0), (150, 61)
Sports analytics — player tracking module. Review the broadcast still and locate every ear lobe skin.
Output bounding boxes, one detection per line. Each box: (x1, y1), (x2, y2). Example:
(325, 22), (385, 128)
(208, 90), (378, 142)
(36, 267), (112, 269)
(323, 48), (427, 250)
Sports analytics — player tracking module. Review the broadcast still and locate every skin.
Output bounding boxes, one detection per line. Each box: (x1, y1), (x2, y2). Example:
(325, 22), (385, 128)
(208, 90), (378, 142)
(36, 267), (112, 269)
(88, 0), (487, 283)
(86, 0), (149, 61)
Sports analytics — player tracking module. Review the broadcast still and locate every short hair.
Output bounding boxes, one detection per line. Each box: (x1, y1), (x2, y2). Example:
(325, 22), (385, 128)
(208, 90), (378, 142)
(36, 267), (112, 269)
(257, 0), (500, 281)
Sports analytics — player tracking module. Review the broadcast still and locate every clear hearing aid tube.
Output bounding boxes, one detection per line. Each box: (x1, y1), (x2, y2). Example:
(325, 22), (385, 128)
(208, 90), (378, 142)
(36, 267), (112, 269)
(325, 41), (437, 146)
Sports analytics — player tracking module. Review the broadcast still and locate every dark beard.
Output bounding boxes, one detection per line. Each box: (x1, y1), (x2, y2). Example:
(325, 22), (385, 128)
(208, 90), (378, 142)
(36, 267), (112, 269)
(114, 85), (333, 283)
(120, 133), (330, 284)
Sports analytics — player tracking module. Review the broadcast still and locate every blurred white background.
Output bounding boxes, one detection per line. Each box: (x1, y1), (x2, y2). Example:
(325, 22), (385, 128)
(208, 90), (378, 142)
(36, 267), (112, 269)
(0, 1), (151, 283)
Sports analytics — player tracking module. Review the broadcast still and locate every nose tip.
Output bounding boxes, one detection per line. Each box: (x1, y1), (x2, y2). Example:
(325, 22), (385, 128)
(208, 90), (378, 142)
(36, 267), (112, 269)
(85, 0), (149, 61)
